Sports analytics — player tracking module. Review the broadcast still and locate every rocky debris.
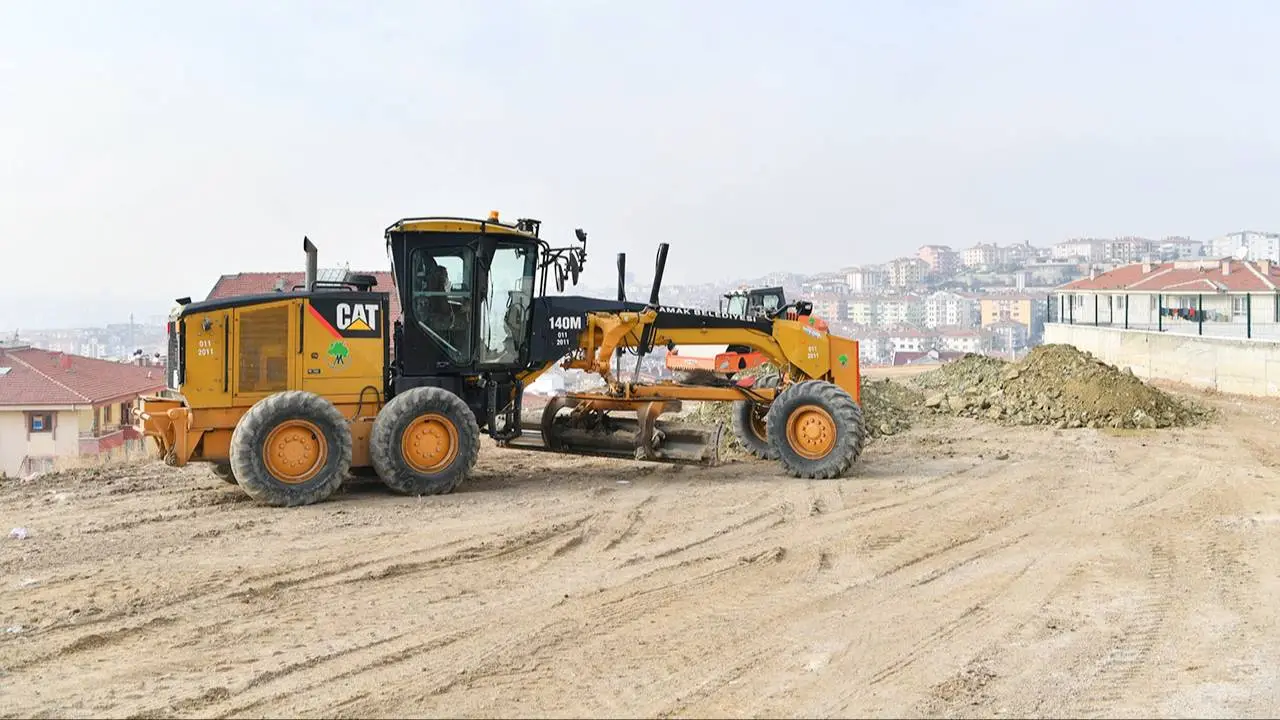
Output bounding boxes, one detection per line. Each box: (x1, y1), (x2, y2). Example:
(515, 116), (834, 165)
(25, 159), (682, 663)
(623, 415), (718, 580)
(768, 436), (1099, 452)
(859, 377), (924, 437)
(909, 344), (1212, 429)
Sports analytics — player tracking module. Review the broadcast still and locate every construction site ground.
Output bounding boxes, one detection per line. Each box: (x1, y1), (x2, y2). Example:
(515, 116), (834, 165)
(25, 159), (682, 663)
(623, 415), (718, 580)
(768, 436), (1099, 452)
(4, 371), (1280, 718)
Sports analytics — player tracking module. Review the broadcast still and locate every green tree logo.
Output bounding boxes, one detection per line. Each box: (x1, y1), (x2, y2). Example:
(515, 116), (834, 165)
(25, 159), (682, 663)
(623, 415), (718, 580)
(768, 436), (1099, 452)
(327, 341), (350, 368)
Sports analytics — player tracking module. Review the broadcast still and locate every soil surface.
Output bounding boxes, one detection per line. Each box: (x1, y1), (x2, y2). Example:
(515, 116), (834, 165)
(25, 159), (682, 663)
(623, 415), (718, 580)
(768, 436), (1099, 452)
(3, 381), (1280, 718)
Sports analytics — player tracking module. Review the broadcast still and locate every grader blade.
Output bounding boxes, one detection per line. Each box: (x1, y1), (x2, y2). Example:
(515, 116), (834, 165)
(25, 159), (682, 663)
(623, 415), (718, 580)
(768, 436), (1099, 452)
(500, 395), (725, 466)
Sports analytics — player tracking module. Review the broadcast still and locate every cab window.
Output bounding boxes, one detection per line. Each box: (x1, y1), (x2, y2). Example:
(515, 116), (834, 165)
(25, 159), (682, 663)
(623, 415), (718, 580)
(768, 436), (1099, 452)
(410, 247), (473, 363)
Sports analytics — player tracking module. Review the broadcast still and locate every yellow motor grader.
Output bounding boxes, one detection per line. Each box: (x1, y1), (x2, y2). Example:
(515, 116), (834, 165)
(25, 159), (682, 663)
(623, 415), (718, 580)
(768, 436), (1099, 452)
(136, 213), (866, 506)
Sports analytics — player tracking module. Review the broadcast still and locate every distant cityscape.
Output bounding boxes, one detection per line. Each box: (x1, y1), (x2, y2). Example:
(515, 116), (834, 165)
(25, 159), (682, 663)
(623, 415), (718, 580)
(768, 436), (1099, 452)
(3, 230), (1276, 371)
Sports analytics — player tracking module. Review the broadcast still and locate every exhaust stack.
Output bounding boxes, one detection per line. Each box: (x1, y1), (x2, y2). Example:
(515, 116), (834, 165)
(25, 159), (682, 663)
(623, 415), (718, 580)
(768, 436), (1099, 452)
(303, 236), (318, 291)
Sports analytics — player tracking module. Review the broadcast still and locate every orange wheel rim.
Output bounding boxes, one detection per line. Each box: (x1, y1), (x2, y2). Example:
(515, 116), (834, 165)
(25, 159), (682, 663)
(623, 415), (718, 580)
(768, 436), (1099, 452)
(786, 404), (836, 460)
(264, 419), (327, 483)
(401, 413), (459, 473)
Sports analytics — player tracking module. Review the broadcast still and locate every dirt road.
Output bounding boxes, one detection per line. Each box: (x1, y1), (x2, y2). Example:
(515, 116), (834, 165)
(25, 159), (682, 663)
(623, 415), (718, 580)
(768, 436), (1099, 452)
(3, 382), (1280, 718)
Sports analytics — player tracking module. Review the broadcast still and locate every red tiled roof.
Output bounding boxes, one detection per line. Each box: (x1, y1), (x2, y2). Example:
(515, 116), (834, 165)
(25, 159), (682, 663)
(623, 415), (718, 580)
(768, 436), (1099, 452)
(0, 347), (166, 407)
(1062, 259), (1280, 293)
(207, 271), (403, 323)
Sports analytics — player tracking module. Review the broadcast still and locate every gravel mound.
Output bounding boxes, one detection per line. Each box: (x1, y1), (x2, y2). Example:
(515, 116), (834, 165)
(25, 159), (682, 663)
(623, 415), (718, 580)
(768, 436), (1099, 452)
(909, 344), (1212, 429)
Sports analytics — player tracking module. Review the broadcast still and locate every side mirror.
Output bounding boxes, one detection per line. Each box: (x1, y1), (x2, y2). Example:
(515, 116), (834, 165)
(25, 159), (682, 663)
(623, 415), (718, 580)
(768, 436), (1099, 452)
(568, 253), (581, 284)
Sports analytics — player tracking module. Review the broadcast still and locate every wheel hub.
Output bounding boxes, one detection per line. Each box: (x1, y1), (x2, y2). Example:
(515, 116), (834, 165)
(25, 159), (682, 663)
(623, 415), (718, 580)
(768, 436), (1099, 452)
(264, 420), (327, 483)
(402, 413), (459, 473)
(786, 405), (836, 460)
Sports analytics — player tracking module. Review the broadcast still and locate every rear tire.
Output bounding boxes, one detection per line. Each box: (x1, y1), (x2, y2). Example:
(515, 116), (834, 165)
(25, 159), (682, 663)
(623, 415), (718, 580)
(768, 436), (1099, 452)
(211, 463), (238, 485)
(370, 386), (480, 496)
(766, 380), (864, 479)
(730, 373), (780, 459)
(229, 391), (352, 507)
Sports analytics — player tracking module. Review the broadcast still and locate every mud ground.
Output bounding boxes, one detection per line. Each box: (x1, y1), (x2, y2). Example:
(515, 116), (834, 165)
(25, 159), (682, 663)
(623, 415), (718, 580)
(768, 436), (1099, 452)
(3, 381), (1280, 718)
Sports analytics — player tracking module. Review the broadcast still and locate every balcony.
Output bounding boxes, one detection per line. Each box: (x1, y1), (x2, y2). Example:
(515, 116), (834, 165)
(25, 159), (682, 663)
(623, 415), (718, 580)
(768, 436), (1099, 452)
(80, 423), (124, 439)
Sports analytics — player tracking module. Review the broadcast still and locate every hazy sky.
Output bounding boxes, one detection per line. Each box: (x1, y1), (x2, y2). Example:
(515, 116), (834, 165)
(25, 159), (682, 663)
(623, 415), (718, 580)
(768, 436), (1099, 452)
(2, 0), (1278, 330)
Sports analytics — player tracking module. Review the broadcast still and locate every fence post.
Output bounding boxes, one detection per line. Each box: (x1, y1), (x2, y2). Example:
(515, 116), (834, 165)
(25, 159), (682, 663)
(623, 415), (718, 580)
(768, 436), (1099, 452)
(1247, 293), (1253, 339)
(1198, 293), (1203, 336)
(1069, 294), (1074, 324)
(1124, 294), (1129, 329)
(1093, 294), (1099, 327)
(1158, 293), (1163, 331)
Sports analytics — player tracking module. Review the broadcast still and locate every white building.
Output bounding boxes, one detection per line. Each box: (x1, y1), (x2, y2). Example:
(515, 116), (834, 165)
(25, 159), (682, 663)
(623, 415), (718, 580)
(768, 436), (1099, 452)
(844, 266), (887, 293)
(887, 329), (934, 355)
(962, 244), (999, 269)
(1209, 231), (1280, 262)
(875, 295), (925, 327)
(1051, 239), (1107, 262)
(923, 291), (980, 329)
(936, 328), (991, 354)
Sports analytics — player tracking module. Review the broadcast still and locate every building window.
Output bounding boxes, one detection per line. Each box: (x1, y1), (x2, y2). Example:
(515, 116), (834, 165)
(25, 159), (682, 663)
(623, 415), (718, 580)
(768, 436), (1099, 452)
(26, 412), (53, 433)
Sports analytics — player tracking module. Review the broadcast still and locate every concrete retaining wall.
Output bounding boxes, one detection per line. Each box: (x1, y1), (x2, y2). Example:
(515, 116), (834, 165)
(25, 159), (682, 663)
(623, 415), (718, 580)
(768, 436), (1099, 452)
(1044, 323), (1280, 397)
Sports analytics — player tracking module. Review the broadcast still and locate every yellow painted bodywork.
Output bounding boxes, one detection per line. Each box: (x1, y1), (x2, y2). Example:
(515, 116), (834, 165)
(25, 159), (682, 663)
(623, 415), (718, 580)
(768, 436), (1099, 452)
(138, 295), (387, 467)
(385, 217), (534, 237)
(563, 309), (861, 404)
(138, 214), (863, 471)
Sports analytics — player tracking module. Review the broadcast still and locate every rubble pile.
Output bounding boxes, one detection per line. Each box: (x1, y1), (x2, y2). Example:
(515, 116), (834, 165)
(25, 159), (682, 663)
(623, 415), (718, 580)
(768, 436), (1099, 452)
(859, 377), (924, 437)
(909, 344), (1212, 429)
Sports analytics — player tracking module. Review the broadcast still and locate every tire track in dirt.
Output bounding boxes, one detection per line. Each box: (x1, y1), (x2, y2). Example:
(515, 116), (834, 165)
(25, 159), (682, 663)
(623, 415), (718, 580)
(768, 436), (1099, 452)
(913, 565), (1088, 718)
(658, 462), (1066, 717)
(9, 511), (595, 674)
(326, 498), (812, 717)
(168, 630), (474, 719)
(1061, 543), (1175, 718)
(601, 494), (655, 551)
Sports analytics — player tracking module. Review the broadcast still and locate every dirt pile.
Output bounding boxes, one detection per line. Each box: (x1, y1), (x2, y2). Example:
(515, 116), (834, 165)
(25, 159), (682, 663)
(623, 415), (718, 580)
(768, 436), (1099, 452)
(910, 344), (1212, 429)
(859, 377), (924, 437)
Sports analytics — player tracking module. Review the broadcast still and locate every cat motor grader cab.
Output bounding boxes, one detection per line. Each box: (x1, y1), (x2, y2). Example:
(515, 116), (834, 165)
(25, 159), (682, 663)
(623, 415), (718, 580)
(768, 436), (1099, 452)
(664, 285), (789, 376)
(136, 212), (866, 507)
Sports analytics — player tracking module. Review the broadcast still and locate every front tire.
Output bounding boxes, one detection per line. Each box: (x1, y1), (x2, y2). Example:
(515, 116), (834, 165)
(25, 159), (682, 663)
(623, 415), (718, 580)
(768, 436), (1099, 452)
(370, 386), (480, 496)
(766, 380), (865, 479)
(229, 391), (352, 507)
(730, 373), (780, 459)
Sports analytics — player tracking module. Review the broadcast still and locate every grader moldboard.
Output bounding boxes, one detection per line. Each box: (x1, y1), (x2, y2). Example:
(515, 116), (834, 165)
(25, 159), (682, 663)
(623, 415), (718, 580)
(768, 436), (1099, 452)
(137, 212), (867, 507)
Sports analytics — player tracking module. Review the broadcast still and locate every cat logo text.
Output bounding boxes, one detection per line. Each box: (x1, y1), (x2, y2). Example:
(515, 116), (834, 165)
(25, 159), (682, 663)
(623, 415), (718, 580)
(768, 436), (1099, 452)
(336, 302), (379, 333)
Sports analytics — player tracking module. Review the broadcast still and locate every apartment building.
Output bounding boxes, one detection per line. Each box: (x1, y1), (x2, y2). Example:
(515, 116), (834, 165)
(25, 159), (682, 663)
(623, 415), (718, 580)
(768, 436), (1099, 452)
(1051, 239), (1107, 263)
(979, 295), (1036, 329)
(936, 328), (992, 354)
(1208, 231), (1280, 262)
(843, 266), (888, 293)
(917, 245), (958, 276)
(887, 258), (929, 288)
(923, 291), (980, 329)
(962, 243), (998, 269)
(810, 294), (849, 322)
(876, 295), (925, 327)
(846, 296), (878, 325)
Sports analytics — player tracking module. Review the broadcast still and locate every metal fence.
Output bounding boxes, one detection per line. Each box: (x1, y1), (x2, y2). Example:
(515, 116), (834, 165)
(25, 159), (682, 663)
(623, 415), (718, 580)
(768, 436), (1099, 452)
(1045, 292), (1280, 341)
